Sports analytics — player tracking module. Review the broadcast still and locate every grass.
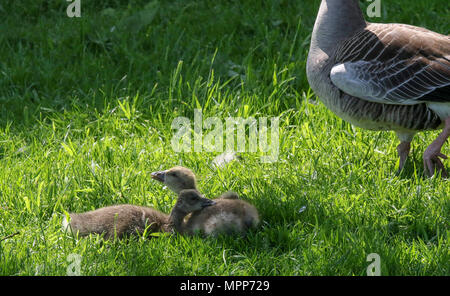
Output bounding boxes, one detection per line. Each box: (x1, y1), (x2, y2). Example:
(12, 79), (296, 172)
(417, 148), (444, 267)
(0, 0), (449, 276)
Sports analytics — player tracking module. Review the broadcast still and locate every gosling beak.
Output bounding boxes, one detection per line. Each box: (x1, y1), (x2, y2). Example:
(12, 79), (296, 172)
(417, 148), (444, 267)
(201, 198), (215, 208)
(151, 170), (167, 183)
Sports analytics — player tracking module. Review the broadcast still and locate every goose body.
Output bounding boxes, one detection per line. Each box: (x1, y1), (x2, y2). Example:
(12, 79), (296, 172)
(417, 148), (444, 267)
(307, 0), (450, 176)
(151, 166), (259, 235)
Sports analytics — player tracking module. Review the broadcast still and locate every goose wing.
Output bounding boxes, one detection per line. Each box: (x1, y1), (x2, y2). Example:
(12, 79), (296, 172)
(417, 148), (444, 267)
(330, 24), (450, 105)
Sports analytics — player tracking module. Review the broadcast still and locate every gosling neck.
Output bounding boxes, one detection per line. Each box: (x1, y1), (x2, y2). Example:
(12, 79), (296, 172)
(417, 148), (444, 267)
(168, 206), (189, 233)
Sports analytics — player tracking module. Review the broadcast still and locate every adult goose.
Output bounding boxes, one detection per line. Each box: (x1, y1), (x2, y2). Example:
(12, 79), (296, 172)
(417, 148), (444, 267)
(306, 0), (450, 177)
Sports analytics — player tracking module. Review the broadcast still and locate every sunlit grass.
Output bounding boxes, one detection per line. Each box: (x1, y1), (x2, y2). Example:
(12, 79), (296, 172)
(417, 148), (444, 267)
(0, 0), (448, 276)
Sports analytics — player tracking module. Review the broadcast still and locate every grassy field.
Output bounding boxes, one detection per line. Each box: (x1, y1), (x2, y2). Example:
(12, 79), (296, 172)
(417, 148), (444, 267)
(0, 0), (449, 276)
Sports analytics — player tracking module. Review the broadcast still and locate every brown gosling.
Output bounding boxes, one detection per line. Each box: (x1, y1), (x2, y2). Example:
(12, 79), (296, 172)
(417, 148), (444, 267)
(182, 197), (260, 236)
(151, 166), (238, 200)
(62, 189), (214, 239)
(62, 204), (170, 239)
(151, 166), (259, 236)
(167, 189), (216, 233)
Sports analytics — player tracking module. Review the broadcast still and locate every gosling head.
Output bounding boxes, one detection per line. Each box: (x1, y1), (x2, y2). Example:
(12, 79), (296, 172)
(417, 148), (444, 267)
(151, 166), (197, 194)
(176, 189), (215, 213)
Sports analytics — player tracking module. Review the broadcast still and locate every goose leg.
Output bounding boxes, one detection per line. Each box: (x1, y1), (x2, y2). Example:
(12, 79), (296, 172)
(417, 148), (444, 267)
(396, 132), (414, 173)
(397, 141), (411, 173)
(423, 117), (450, 178)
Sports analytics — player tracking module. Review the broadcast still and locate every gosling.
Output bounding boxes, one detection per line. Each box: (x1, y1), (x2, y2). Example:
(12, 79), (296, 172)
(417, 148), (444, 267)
(168, 189), (216, 233)
(151, 166), (260, 236)
(62, 189), (214, 239)
(62, 204), (170, 239)
(151, 166), (238, 200)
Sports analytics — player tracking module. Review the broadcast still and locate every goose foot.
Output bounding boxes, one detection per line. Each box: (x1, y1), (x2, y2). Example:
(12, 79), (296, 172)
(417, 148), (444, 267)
(423, 117), (450, 178)
(423, 147), (448, 178)
(396, 141), (411, 173)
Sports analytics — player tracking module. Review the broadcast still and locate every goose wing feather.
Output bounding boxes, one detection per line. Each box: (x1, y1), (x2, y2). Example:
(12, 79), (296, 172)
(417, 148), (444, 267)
(330, 23), (450, 105)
